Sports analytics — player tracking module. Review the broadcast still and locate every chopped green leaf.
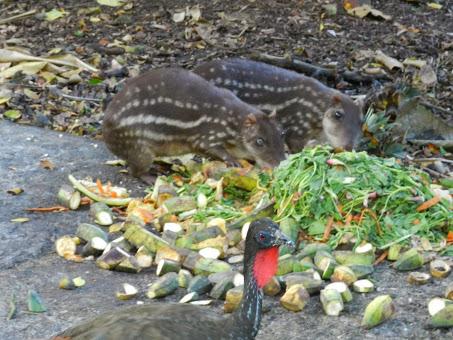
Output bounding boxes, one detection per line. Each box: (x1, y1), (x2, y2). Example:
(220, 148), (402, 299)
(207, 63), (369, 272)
(27, 290), (46, 313)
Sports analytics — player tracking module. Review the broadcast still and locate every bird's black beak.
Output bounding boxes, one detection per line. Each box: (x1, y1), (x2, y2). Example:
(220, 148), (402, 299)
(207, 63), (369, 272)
(273, 229), (295, 248)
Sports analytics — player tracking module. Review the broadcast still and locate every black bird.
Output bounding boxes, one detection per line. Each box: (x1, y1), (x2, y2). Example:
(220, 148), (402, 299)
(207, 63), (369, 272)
(52, 218), (293, 340)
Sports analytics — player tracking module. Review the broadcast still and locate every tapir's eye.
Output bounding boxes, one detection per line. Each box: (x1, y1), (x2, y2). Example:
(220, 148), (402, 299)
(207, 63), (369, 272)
(335, 111), (344, 120)
(256, 138), (265, 146)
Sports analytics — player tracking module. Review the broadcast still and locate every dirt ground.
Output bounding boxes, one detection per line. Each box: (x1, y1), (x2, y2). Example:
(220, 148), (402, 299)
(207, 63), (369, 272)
(1, 0), (452, 135)
(0, 1), (452, 339)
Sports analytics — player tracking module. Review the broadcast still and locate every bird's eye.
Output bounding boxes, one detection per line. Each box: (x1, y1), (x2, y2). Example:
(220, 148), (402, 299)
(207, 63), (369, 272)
(335, 111), (344, 120)
(281, 130), (286, 137)
(258, 232), (266, 241)
(256, 138), (265, 146)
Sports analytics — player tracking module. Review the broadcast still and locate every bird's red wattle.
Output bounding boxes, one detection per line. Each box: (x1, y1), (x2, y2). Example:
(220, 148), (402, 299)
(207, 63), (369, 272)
(253, 246), (279, 288)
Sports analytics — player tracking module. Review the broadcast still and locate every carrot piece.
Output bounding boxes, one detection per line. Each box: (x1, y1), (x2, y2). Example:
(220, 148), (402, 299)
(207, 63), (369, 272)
(447, 231), (453, 243)
(358, 208), (382, 235)
(345, 214), (353, 225)
(136, 208), (154, 223)
(241, 205), (254, 214)
(96, 179), (105, 195)
(112, 207), (127, 216)
(25, 206), (68, 212)
(80, 197), (93, 205)
(322, 217), (334, 242)
(374, 250), (388, 265)
(416, 196), (441, 212)
(351, 214), (361, 223)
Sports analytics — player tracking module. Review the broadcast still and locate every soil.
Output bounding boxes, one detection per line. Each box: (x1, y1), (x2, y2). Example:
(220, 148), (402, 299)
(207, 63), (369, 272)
(0, 1), (452, 339)
(1, 0), (452, 135)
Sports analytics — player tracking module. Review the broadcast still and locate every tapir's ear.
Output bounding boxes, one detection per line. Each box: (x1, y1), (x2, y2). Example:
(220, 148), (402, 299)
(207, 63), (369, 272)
(269, 109), (277, 119)
(332, 95), (341, 104)
(353, 95), (366, 117)
(244, 113), (257, 128)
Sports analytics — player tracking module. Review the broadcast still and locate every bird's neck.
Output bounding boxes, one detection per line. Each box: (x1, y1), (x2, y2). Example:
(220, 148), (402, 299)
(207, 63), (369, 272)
(227, 246), (279, 338)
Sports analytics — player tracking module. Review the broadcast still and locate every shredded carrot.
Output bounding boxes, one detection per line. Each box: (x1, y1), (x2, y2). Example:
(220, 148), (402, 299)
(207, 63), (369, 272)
(112, 207), (127, 216)
(322, 217), (334, 242)
(171, 174), (184, 186)
(374, 250), (388, 265)
(291, 192), (301, 203)
(96, 179), (105, 195)
(351, 214), (361, 223)
(80, 197), (93, 205)
(413, 218), (420, 225)
(416, 196), (441, 212)
(169, 214), (178, 222)
(447, 231), (453, 244)
(345, 214), (353, 225)
(136, 208), (154, 223)
(241, 205), (254, 214)
(358, 208), (382, 236)
(25, 206), (68, 212)
(337, 204), (344, 216)
(236, 167), (249, 176)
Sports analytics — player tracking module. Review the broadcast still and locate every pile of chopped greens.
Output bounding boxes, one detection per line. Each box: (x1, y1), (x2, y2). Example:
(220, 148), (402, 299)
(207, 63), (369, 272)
(270, 147), (451, 249)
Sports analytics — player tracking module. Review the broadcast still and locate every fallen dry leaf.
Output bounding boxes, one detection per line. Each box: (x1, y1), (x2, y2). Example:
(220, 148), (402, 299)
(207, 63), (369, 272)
(374, 50), (403, 71)
(419, 64), (437, 86)
(427, 3), (442, 10)
(96, 0), (125, 7)
(347, 5), (392, 21)
(188, 5), (202, 22)
(45, 8), (66, 21)
(403, 58), (427, 68)
(40, 159), (55, 170)
(173, 11), (186, 23)
(0, 61), (47, 78)
(0, 48), (97, 74)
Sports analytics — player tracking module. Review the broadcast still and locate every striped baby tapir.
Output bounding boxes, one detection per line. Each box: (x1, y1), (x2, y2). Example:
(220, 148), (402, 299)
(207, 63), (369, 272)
(102, 68), (287, 182)
(194, 58), (363, 152)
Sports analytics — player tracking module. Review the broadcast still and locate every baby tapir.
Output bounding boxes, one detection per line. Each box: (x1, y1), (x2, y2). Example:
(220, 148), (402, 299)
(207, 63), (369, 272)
(102, 68), (287, 182)
(194, 58), (363, 152)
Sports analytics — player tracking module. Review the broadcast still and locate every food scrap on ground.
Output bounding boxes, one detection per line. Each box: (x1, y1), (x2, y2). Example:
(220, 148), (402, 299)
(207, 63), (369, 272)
(50, 146), (452, 329)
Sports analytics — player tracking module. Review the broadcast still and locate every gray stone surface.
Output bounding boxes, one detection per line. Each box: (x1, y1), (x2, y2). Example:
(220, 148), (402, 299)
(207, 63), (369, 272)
(0, 121), (145, 269)
(0, 121), (451, 340)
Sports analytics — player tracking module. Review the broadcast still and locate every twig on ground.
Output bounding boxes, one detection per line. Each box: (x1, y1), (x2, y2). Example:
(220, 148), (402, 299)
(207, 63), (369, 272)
(412, 158), (453, 165)
(48, 86), (103, 103)
(250, 52), (391, 84)
(421, 167), (449, 179)
(408, 139), (453, 149)
(0, 9), (37, 25)
(419, 100), (453, 116)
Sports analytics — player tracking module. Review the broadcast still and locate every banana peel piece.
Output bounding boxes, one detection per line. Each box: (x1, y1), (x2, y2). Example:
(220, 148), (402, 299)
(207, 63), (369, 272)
(361, 295), (395, 329)
(431, 304), (453, 328)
